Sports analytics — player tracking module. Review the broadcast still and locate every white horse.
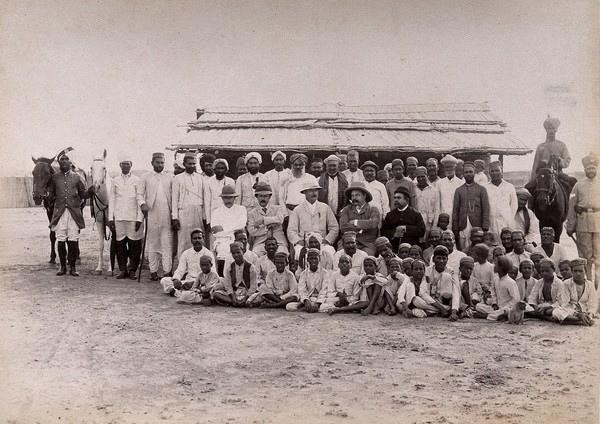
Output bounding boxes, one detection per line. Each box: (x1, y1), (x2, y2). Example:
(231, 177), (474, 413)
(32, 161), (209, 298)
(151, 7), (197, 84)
(89, 149), (114, 275)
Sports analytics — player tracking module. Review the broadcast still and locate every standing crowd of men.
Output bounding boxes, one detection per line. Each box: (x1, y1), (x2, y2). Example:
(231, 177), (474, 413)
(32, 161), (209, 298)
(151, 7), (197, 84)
(47, 116), (599, 325)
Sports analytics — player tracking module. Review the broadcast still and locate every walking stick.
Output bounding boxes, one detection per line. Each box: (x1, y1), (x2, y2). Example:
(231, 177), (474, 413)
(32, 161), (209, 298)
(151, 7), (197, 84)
(138, 216), (148, 282)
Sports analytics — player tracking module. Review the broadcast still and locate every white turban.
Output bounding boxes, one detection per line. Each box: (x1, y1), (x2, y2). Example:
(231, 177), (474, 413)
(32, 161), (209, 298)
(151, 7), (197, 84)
(271, 151), (286, 161)
(245, 152), (262, 165)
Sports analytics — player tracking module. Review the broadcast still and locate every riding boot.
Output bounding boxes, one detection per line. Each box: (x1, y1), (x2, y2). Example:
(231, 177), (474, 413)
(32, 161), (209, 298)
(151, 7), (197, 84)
(115, 239), (129, 279)
(128, 239), (142, 280)
(67, 241), (79, 276)
(56, 241), (67, 276)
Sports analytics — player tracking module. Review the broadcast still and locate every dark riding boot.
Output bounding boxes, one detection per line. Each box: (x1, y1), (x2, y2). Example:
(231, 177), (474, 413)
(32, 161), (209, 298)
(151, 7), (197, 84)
(67, 241), (79, 276)
(128, 239), (142, 280)
(115, 239), (129, 279)
(56, 241), (67, 276)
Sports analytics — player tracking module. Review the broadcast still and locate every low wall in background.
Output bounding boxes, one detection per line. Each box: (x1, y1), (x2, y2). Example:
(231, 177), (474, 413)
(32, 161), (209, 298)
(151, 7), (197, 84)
(0, 177), (36, 208)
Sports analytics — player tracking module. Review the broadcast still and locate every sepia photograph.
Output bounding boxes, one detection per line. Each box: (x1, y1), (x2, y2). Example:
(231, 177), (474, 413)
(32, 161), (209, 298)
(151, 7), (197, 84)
(0, 1), (598, 422)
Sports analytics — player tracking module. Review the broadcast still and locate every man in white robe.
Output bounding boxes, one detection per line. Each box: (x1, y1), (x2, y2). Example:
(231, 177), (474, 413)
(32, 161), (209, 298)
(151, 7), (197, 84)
(486, 161), (518, 237)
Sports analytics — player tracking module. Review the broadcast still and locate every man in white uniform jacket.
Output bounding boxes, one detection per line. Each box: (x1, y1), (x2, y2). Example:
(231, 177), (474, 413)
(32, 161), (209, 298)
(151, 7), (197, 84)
(287, 180), (339, 259)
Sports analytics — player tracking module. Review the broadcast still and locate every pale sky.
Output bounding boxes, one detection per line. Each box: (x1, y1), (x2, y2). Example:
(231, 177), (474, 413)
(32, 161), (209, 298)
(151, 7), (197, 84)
(1, 0), (598, 176)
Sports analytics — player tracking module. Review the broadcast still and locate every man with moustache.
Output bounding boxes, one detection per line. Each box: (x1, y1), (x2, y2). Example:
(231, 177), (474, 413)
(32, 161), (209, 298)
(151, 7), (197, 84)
(247, 182), (287, 256)
(339, 182), (381, 255)
(235, 151), (270, 209)
(318, 154), (349, 218)
(361, 161), (390, 219)
(385, 158), (416, 209)
(264, 151), (291, 206)
(436, 154), (464, 230)
(341, 150), (365, 184)
(279, 153), (317, 214)
(381, 186), (425, 252)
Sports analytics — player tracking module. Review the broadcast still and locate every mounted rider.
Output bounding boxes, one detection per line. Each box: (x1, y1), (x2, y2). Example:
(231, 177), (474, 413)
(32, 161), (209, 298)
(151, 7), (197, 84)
(47, 151), (95, 276)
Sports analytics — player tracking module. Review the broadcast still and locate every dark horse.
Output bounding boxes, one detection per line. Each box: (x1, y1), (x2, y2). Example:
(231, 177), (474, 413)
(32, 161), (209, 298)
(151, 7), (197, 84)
(525, 157), (577, 243)
(31, 148), (86, 263)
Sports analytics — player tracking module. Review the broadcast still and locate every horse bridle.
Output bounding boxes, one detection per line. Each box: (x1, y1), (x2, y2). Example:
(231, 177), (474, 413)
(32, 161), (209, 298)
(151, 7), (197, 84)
(32, 162), (55, 212)
(537, 170), (557, 205)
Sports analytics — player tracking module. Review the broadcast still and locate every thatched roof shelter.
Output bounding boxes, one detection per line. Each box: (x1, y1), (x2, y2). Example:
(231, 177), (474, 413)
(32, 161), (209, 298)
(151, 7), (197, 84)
(168, 103), (531, 168)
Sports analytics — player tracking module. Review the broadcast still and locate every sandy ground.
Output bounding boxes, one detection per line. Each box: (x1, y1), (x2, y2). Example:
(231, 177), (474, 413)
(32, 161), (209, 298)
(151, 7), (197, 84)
(0, 207), (598, 424)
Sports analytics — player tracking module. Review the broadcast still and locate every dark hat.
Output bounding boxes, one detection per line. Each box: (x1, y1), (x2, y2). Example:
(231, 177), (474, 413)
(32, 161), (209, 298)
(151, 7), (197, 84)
(360, 160), (379, 171)
(394, 186), (411, 198)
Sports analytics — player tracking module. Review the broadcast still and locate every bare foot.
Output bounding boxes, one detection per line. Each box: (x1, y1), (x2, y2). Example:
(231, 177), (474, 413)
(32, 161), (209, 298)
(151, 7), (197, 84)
(327, 308), (337, 315)
(361, 306), (373, 316)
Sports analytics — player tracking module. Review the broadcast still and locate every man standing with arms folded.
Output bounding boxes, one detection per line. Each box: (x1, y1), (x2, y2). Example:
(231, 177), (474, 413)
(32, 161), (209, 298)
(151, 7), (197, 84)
(452, 161), (490, 251)
(109, 152), (144, 280)
(171, 152), (205, 257)
(140, 152), (175, 281)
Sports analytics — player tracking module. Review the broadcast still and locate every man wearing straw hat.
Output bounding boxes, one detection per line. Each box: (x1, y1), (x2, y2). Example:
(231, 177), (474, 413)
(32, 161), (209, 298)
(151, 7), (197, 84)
(339, 181), (381, 255)
(109, 151), (144, 279)
(211, 184), (247, 276)
(171, 151), (205, 257)
(139, 152), (174, 281)
(288, 180), (339, 259)
(247, 181), (287, 256)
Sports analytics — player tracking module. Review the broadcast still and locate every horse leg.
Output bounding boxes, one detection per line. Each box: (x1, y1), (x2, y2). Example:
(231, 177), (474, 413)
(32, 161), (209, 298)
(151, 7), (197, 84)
(49, 229), (56, 264)
(554, 223), (563, 243)
(96, 224), (105, 274)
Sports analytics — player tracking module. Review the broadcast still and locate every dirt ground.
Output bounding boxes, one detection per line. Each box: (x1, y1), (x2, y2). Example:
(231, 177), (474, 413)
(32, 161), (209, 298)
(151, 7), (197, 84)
(0, 207), (598, 424)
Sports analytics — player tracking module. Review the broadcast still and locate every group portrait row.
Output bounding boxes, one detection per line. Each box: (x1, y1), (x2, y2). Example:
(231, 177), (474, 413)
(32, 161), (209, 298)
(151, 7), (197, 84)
(40, 116), (599, 326)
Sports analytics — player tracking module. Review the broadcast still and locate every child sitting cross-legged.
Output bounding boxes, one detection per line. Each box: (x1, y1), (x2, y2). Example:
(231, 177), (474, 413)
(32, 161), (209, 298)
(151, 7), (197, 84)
(249, 250), (298, 308)
(286, 248), (330, 312)
(321, 254), (365, 314)
(396, 259), (428, 318)
(171, 255), (220, 305)
(379, 257), (409, 316)
(212, 242), (258, 307)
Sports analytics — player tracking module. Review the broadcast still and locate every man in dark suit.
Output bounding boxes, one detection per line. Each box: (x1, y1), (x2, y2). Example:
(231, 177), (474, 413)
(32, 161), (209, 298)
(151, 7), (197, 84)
(452, 161), (490, 251)
(318, 154), (348, 218)
(381, 186), (425, 251)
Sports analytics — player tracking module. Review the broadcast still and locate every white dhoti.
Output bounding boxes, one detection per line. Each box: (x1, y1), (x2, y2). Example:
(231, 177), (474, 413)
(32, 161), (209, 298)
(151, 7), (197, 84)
(146, 204), (173, 273)
(52, 210), (80, 241)
(115, 220), (143, 241)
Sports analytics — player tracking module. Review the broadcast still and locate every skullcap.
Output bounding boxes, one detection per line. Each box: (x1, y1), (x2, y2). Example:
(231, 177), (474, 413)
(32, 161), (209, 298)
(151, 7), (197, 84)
(306, 248), (321, 257)
(118, 151), (133, 163)
(274, 250), (288, 260)
(539, 258), (556, 270)
(391, 158), (404, 168)
(200, 153), (216, 163)
(324, 154), (341, 164)
(229, 241), (243, 251)
(363, 256), (377, 265)
(360, 160), (379, 171)
(338, 253), (351, 263)
(199, 255), (213, 265)
(213, 158), (229, 171)
(519, 259), (534, 268)
(152, 152), (165, 160)
(389, 257), (402, 266)
(342, 231), (357, 241)
(429, 228), (442, 236)
(402, 257), (414, 265)
(433, 245), (449, 256)
(440, 155), (458, 165)
(377, 170), (389, 179)
(406, 157), (418, 165)
(460, 256), (475, 266)
(530, 252), (544, 260)
(190, 227), (204, 236)
(493, 246), (506, 255)
(399, 242), (412, 250)
(516, 187), (531, 199)
(571, 258), (588, 268)
(245, 152), (262, 165)
(375, 236), (391, 249)
(183, 151), (197, 160)
(290, 153), (308, 165)
(426, 157), (438, 166)
(415, 166), (427, 177)
(234, 229), (247, 239)
(541, 227), (555, 234)
(271, 151), (286, 161)
(463, 161), (475, 170)
(474, 159), (485, 167)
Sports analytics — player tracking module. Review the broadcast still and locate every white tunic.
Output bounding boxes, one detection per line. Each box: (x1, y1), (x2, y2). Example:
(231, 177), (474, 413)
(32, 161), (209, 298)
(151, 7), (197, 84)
(436, 176), (464, 229)
(235, 172), (270, 209)
(486, 180), (518, 235)
(342, 169), (365, 184)
(211, 204), (248, 259)
(264, 168), (291, 205)
(109, 173), (144, 222)
(365, 179), (390, 218)
(415, 184), (440, 230)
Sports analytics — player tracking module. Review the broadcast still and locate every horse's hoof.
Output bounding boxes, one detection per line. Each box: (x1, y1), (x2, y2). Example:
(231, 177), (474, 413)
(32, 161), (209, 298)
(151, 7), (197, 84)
(95, 270), (103, 275)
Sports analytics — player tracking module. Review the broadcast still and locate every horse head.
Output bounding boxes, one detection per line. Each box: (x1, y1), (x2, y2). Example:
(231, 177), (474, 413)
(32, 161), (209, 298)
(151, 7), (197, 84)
(31, 156), (54, 205)
(535, 167), (556, 207)
(90, 149), (108, 192)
